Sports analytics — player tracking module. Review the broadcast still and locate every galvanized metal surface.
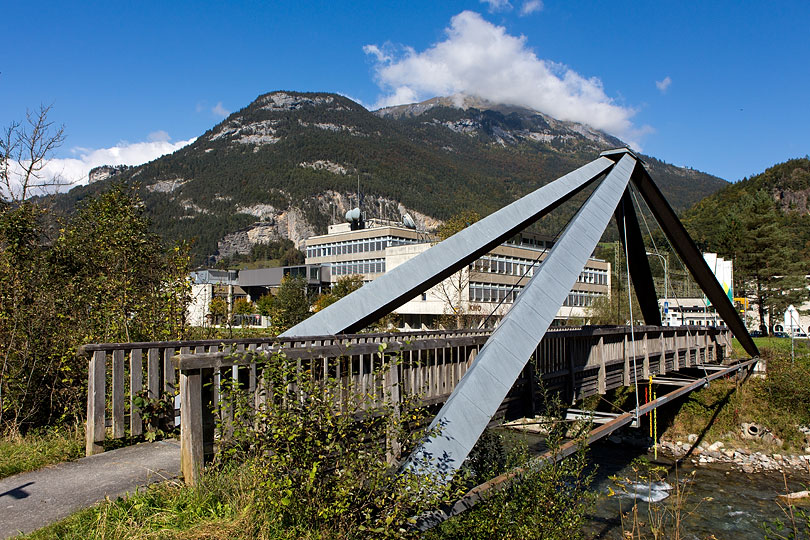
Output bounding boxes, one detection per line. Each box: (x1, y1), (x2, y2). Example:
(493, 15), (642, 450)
(281, 156), (615, 337)
(403, 153), (638, 477)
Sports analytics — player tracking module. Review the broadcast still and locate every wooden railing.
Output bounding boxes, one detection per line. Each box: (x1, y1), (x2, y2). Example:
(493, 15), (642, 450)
(80, 325), (732, 480)
(78, 329), (490, 456)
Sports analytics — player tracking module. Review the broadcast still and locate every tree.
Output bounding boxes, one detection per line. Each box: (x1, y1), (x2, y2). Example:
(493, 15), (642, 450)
(232, 298), (256, 326)
(435, 210), (482, 329)
(50, 185), (191, 343)
(314, 274), (364, 311)
(269, 275), (311, 334)
(1, 105), (66, 202)
(256, 294), (275, 317)
(729, 191), (810, 334)
(0, 184), (191, 429)
(208, 297), (228, 326)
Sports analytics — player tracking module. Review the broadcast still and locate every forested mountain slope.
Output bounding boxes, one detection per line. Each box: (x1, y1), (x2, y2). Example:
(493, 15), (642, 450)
(51, 91), (728, 264)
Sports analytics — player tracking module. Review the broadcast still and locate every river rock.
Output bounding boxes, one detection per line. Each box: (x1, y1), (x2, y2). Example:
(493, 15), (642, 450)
(708, 441), (724, 452)
(687, 433), (698, 443)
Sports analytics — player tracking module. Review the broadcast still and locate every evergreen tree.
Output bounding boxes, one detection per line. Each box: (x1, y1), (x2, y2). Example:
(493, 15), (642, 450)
(730, 191), (809, 333)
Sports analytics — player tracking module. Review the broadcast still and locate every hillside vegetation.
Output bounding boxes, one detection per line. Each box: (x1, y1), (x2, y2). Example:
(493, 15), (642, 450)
(682, 158), (810, 331)
(50, 91), (728, 264)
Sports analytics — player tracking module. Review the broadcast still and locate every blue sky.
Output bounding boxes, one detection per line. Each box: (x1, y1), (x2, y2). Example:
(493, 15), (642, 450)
(2, 0), (808, 187)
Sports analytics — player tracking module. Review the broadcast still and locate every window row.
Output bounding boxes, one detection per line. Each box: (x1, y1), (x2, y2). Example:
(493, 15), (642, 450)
(330, 259), (385, 276)
(562, 291), (605, 308)
(306, 236), (419, 259)
(576, 269), (609, 285)
(470, 255), (607, 286)
(469, 255), (541, 277)
(468, 282), (523, 304)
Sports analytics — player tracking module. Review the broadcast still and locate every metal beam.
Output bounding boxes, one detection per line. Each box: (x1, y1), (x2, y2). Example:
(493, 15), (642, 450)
(615, 187), (662, 325)
(627, 162), (759, 357)
(403, 153), (638, 479)
(281, 156), (616, 337)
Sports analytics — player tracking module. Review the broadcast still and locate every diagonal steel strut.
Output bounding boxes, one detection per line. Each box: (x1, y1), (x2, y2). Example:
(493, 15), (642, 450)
(281, 156), (615, 337)
(402, 153), (638, 478)
(625, 160), (759, 358)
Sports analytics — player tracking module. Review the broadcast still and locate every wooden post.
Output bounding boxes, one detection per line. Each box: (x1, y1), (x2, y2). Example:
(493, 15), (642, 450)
(180, 368), (203, 485)
(130, 349), (143, 436)
(642, 333), (650, 378)
(86, 350), (106, 456)
(112, 349), (125, 439)
(163, 347), (176, 394)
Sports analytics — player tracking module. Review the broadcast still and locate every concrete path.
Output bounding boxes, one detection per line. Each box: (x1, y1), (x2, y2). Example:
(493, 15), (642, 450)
(0, 440), (181, 538)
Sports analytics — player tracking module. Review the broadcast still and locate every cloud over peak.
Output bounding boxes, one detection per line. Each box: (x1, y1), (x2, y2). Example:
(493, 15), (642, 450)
(39, 136), (195, 193)
(365, 11), (644, 146)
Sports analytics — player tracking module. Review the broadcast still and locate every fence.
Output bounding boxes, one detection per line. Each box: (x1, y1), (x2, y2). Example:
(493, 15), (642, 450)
(80, 325), (731, 482)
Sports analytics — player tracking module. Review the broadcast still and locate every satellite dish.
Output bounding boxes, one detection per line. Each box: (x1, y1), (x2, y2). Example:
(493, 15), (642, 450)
(402, 213), (416, 229)
(345, 207), (361, 222)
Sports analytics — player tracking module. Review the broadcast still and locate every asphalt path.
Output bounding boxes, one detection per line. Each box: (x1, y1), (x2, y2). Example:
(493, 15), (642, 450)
(0, 439), (181, 538)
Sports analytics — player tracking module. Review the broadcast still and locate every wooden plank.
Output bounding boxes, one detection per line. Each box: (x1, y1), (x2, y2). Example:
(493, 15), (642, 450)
(147, 348), (160, 399)
(111, 349), (125, 439)
(597, 337), (606, 395)
(130, 349), (143, 436)
(86, 350), (106, 456)
(163, 347), (176, 394)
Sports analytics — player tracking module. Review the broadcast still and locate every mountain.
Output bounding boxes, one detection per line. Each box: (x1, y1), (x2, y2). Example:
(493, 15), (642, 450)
(52, 91), (729, 264)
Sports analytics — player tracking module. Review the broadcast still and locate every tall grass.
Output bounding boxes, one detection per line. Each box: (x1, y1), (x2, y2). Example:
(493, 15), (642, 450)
(0, 424), (83, 479)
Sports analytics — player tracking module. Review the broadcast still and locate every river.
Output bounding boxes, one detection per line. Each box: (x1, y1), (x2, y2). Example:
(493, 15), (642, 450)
(583, 440), (810, 539)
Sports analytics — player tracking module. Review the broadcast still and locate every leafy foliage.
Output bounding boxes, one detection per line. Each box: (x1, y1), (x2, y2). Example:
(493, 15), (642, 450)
(0, 186), (190, 430)
(215, 348), (456, 539)
(268, 275), (311, 333)
(314, 274), (364, 311)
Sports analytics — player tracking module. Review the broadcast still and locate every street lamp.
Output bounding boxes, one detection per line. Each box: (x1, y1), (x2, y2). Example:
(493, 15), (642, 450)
(646, 251), (668, 322)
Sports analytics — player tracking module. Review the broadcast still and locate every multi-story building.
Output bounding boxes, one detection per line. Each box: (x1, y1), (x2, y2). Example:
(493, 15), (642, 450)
(305, 219), (611, 330)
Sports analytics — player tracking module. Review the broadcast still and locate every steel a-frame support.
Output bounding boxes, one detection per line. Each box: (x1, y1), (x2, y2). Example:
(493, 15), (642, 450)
(281, 146), (758, 482)
(626, 158), (758, 358)
(402, 153), (640, 478)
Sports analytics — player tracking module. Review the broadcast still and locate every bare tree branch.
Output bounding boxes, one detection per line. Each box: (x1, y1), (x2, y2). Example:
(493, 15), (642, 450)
(1, 104), (67, 202)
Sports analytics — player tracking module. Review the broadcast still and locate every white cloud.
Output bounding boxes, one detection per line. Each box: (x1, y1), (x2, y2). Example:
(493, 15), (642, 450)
(480, 0), (512, 12)
(148, 130), (171, 142)
(520, 0), (543, 15)
(365, 11), (646, 145)
(5, 135), (197, 197)
(212, 102), (230, 118)
(656, 76), (672, 93)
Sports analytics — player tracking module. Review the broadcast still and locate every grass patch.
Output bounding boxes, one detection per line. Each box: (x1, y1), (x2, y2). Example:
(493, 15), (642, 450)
(665, 340), (810, 451)
(25, 462), (252, 540)
(732, 336), (810, 358)
(0, 425), (83, 479)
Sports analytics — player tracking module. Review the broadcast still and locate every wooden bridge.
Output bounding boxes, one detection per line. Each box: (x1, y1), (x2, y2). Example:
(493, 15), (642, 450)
(80, 324), (733, 483)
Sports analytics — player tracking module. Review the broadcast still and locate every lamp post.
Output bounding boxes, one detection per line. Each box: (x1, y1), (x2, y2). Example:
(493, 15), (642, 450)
(646, 251), (668, 322)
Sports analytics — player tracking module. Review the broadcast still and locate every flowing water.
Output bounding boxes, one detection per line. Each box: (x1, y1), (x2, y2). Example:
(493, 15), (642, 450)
(583, 441), (810, 539)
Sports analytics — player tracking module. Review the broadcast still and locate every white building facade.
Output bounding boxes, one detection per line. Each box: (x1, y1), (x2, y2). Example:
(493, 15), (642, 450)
(305, 220), (611, 330)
